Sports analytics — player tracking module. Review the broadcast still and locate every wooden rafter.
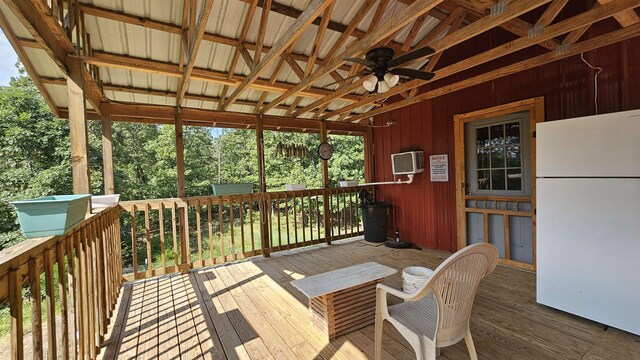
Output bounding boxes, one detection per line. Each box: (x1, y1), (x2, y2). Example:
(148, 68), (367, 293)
(536, 0), (569, 27)
(78, 3), (353, 73)
(176, 0), (215, 106)
(597, 0), (640, 27)
(0, 10), (58, 116)
(254, 0), (272, 65)
(3, 0), (105, 112)
(298, 0), (550, 120)
(347, 22), (640, 123)
(327, 0), (638, 121)
(220, 0), (336, 110)
(450, 0), (560, 50)
(79, 50), (360, 102)
(261, 0), (447, 114)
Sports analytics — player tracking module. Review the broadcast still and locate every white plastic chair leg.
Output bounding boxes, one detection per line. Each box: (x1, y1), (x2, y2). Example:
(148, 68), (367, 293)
(464, 327), (478, 360)
(420, 336), (438, 360)
(374, 317), (384, 360)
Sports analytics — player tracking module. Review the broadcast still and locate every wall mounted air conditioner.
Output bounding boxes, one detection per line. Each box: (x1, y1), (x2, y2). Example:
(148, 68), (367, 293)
(392, 151), (424, 175)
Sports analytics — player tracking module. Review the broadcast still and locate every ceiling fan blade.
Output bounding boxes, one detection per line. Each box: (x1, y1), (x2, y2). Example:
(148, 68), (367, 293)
(344, 57), (376, 69)
(390, 68), (436, 81)
(325, 71), (372, 87)
(387, 46), (435, 68)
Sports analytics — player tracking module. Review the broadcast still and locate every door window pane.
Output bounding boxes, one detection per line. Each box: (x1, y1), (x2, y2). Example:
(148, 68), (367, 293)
(476, 127), (489, 147)
(478, 170), (490, 190)
(477, 148), (490, 169)
(507, 169), (522, 190)
(491, 170), (506, 190)
(474, 119), (523, 192)
(491, 147), (505, 168)
(490, 125), (504, 146)
(505, 122), (521, 144)
(506, 145), (521, 167)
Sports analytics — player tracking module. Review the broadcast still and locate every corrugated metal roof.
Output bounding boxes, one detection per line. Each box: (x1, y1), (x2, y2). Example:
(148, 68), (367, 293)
(0, 0), (442, 120)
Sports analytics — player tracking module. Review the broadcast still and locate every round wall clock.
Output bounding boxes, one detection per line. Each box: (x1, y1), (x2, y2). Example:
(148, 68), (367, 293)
(318, 142), (334, 160)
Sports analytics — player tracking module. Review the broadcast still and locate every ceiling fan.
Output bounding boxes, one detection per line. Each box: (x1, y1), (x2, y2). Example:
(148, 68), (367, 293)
(336, 46), (436, 94)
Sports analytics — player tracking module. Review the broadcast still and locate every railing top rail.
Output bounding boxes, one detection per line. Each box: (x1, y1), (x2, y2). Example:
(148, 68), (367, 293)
(119, 186), (373, 209)
(0, 206), (118, 278)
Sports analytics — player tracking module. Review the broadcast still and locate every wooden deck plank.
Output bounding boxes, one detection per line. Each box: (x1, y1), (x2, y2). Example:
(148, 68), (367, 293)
(156, 275), (181, 359)
(136, 277), (159, 359)
(99, 240), (640, 360)
(171, 274), (203, 359)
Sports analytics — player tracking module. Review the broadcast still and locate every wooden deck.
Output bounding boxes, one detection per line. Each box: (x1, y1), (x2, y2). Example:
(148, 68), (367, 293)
(99, 240), (640, 360)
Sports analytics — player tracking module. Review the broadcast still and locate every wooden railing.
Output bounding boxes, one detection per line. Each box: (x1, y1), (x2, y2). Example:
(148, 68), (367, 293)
(119, 186), (372, 280)
(0, 206), (122, 360)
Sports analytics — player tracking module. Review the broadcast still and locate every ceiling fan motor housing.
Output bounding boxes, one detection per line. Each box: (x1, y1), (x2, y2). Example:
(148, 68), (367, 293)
(366, 47), (394, 80)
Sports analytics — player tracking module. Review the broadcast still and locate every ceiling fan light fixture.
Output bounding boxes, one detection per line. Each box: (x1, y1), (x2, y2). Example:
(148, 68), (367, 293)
(363, 75), (378, 92)
(377, 81), (390, 93)
(384, 72), (399, 87)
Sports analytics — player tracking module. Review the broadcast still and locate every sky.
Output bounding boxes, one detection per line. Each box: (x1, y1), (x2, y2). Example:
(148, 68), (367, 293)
(0, 31), (19, 86)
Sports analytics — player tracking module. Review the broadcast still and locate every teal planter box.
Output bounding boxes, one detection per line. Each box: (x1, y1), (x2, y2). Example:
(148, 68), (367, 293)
(211, 183), (253, 196)
(10, 194), (91, 238)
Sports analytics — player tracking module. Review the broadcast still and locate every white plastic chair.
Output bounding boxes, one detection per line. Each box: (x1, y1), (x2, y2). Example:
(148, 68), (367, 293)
(374, 243), (499, 360)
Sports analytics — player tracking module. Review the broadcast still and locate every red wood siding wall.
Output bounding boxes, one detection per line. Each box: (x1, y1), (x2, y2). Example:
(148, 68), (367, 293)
(371, 31), (640, 252)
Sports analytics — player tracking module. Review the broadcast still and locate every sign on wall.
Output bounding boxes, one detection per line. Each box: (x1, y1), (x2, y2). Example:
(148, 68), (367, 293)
(429, 154), (449, 182)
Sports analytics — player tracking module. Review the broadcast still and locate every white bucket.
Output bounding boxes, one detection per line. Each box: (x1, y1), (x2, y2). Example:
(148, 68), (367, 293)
(402, 266), (433, 294)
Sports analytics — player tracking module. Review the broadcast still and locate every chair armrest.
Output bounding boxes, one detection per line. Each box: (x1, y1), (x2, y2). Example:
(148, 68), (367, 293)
(377, 283), (412, 300)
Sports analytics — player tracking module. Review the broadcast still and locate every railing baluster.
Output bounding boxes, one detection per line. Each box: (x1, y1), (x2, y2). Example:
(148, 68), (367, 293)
(315, 192), (321, 241)
(239, 201), (245, 257)
(171, 202), (179, 268)
(43, 247), (57, 360)
(144, 203), (152, 278)
(56, 243), (70, 360)
(249, 199), (255, 255)
(74, 231), (86, 358)
(219, 202), (225, 263)
(84, 226), (96, 358)
(308, 193), (314, 244)
(301, 194), (306, 245)
(29, 257), (43, 360)
(267, 197), (273, 250)
(208, 199), (214, 264)
(196, 200), (203, 266)
(65, 235), (77, 357)
(230, 199), (236, 261)
(9, 268), (23, 360)
(159, 203), (166, 272)
(130, 205), (138, 278)
(276, 196), (282, 251)
(96, 216), (107, 339)
(292, 195), (298, 245)
(284, 195), (290, 249)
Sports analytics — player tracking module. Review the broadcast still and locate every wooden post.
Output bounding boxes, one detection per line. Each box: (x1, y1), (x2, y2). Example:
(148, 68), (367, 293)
(175, 108), (190, 271)
(363, 126), (374, 183)
(67, 57), (91, 196)
(257, 115), (270, 257)
(100, 104), (115, 195)
(320, 121), (331, 245)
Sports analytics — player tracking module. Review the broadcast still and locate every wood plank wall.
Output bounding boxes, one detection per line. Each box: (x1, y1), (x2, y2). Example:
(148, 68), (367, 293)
(372, 26), (640, 252)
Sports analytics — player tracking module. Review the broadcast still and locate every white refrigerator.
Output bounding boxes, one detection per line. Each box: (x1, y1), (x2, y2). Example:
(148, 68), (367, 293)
(536, 109), (640, 336)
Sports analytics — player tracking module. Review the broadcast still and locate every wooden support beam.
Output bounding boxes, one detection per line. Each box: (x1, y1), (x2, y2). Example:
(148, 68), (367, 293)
(328, 0), (629, 120)
(67, 58), (91, 195)
(220, 0), (336, 110)
(4, 0), (105, 112)
(254, 0), (272, 65)
(0, 10), (59, 117)
(320, 120), (331, 245)
(347, 22), (640, 123)
(82, 51), (360, 102)
(256, 115), (270, 256)
(98, 102), (368, 134)
(306, 2), (336, 77)
(597, 0), (640, 27)
(450, 0), (560, 50)
(363, 126), (374, 183)
(78, 3), (352, 72)
(260, 0), (447, 113)
(536, 0), (569, 27)
(174, 107), (190, 271)
(176, 0), (215, 105)
(100, 105), (115, 195)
